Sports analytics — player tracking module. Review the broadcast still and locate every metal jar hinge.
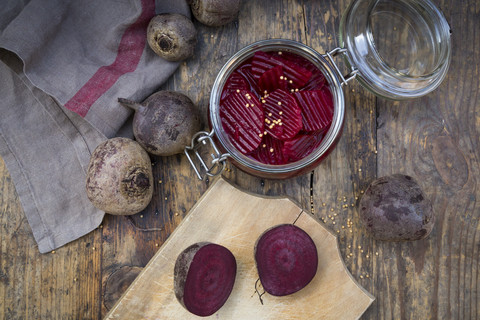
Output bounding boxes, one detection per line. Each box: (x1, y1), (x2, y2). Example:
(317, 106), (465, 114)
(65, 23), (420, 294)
(323, 48), (358, 86)
(185, 130), (230, 180)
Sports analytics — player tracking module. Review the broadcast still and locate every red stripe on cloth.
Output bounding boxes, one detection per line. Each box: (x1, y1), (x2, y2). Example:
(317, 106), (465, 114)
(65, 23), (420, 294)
(64, 0), (155, 117)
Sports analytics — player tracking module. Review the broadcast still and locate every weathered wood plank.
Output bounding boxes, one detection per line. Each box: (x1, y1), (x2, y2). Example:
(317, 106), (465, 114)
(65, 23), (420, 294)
(0, 157), (103, 319)
(0, 0), (479, 319)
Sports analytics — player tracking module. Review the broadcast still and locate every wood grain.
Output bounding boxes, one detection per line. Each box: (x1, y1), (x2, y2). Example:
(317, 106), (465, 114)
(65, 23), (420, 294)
(104, 178), (374, 320)
(0, 0), (478, 319)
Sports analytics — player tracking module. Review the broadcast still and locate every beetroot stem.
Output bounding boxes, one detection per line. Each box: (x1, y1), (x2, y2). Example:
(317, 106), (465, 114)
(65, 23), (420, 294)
(118, 98), (142, 112)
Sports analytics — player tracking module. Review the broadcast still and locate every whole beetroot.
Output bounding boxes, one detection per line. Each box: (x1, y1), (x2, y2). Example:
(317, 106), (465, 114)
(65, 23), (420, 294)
(118, 91), (202, 156)
(359, 174), (435, 241)
(189, 0), (240, 27)
(147, 13), (197, 62)
(86, 137), (153, 215)
(174, 242), (237, 317)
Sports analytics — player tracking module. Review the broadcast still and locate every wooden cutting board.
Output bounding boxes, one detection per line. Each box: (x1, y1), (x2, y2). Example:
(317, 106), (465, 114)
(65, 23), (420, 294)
(104, 177), (374, 320)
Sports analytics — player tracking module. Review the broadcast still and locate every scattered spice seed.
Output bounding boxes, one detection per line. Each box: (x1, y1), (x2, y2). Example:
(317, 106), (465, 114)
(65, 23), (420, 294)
(140, 214), (144, 218)
(155, 243), (159, 247)
(277, 101), (282, 105)
(375, 252), (379, 256)
(270, 148), (274, 152)
(236, 89), (240, 93)
(278, 51), (282, 55)
(158, 180), (162, 184)
(51, 250), (56, 254)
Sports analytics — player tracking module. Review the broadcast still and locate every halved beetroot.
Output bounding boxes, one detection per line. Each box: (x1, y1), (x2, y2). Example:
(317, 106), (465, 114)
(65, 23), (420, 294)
(174, 242), (237, 317)
(258, 65), (288, 93)
(263, 89), (303, 140)
(294, 89), (334, 132)
(251, 51), (313, 89)
(220, 90), (264, 154)
(254, 224), (318, 296)
(282, 132), (325, 163)
(249, 135), (286, 165)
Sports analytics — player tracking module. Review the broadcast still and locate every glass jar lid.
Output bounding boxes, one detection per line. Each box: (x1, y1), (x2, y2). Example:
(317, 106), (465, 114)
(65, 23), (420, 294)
(339, 0), (451, 100)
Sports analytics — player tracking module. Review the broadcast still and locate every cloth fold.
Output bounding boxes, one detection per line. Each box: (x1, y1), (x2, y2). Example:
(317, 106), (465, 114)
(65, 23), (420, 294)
(0, 0), (191, 253)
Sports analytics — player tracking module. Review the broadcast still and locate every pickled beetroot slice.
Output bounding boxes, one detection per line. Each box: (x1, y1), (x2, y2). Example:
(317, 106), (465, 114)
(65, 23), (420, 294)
(294, 89), (334, 132)
(258, 65), (288, 93)
(174, 243), (237, 317)
(221, 71), (248, 101)
(282, 133), (325, 163)
(263, 89), (302, 140)
(249, 135), (286, 165)
(236, 59), (263, 98)
(251, 51), (312, 89)
(302, 71), (326, 91)
(220, 90), (264, 154)
(254, 224), (318, 296)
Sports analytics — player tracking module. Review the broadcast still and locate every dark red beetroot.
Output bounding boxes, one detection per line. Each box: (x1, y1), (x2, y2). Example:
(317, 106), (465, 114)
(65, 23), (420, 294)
(254, 224), (318, 296)
(294, 89), (334, 132)
(220, 89), (264, 154)
(263, 89), (303, 140)
(174, 242), (237, 317)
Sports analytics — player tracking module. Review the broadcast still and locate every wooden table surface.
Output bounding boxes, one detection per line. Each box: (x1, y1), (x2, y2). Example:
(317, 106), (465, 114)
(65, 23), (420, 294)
(1, 0), (479, 319)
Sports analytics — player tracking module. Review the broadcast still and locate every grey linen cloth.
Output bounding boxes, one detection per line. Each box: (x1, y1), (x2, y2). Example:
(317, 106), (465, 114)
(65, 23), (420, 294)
(0, 0), (191, 253)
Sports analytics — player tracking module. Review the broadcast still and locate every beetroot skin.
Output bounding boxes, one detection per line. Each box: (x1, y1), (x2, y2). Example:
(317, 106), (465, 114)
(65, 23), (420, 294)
(254, 224), (318, 296)
(174, 242), (237, 317)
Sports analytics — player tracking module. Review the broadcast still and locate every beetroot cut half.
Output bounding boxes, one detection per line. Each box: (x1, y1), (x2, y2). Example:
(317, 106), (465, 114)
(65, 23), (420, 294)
(254, 224), (318, 296)
(174, 242), (237, 317)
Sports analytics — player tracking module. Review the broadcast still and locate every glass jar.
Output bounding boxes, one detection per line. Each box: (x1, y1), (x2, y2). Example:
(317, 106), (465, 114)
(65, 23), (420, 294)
(339, 0), (451, 99)
(185, 0), (451, 180)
